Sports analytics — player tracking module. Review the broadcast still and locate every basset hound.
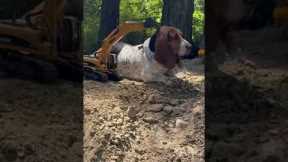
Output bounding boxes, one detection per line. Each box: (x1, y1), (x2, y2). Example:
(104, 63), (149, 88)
(112, 26), (192, 83)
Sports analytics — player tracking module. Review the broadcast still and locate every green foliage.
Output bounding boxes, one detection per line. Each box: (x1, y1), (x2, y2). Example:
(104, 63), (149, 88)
(120, 0), (163, 44)
(192, 0), (204, 43)
(83, 0), (204, 51)
(120, 0), (162, 22)
(83, 0), (101, 51)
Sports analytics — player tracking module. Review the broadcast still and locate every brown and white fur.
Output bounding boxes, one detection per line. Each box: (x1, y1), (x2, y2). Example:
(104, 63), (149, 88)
(114, 26), (192, 83)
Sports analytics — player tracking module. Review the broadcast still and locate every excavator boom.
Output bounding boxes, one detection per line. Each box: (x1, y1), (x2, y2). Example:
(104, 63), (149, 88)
(84, 18), (158, 81)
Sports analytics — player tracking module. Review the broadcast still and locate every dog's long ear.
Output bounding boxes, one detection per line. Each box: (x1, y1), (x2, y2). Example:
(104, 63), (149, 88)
(155, 27), (178, 69)
(148, 28), (159, 52)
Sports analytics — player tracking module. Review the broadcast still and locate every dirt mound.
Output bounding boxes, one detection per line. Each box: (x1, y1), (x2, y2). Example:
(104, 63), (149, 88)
(84, 59), (205, 162)
(206, 27), (288, 162)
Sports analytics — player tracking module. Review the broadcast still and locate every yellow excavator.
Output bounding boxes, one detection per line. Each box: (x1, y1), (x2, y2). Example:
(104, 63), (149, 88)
(0, 0), (82, 81)
(83, 18), (158, 81)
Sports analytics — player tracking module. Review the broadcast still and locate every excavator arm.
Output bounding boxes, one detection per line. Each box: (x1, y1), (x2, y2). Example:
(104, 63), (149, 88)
(84, 18), (157, 78)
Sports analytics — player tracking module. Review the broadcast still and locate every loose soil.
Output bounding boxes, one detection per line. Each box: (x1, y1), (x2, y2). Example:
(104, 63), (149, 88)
(206, 26), (288, 162)
(0, 78), (83, 162)
(84, 59), (205, 162)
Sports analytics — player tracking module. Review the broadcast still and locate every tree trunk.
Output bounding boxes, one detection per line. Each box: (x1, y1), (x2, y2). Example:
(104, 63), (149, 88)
(64, 0), (84, 20)
(161, 0), (194, 42)
(96, 0), (120, 48)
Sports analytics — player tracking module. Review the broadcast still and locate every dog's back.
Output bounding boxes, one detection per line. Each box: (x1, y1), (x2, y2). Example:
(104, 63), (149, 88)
(111, 42), (127, 54)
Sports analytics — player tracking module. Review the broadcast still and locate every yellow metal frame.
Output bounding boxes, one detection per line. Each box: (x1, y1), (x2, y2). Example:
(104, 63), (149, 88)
(84, 21), (146, 72)
(0, 0), (65, 60)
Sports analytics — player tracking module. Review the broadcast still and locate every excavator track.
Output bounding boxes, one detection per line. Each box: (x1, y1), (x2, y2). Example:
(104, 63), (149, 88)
(0, 51), (58, 82)
(83, 64), (121, 82)
(84, 66), (108, 82)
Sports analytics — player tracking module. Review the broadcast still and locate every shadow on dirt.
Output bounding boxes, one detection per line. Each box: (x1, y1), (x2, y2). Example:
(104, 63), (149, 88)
(0, 79), (83, 162)
(206, 70), (288, 162)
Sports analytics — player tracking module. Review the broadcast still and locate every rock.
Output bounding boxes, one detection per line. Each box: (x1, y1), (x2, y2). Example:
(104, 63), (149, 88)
(90, 131), (96, 137)
(110, 155), (119, 161)
(120, 106), (128, 111)
(143, 117), (159, 124)
(169, 99), (180, 106)
(110, 137), (121, 146)
(173, 107), (187, 115)
(134, 82), (144, 86)
(147, 95), (168, 104)
(128, 106), (139, 120)
(84, 109), (91, 115)
(135, 148), (145, 155)
(168, 123), (174, 128)
(99, 125), (105, 130)
(175, 71), (187, 78)
(134, 157), (139, 162)
(146, 104), (164, 112)
(136, 111), (144, 118)
(162, 141), (168, 145)
(193, 106), (202, 114)
(163, 106), (173, 114)
(147, 95), (158, 104)
(175, 119), (189, 129)
(114, 118), (123, 125)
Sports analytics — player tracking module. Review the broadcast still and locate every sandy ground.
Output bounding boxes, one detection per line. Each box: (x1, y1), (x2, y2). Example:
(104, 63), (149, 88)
(0, 78), (83, 162)
(84, 59), (205, 162)
(206, 26), (288, 162)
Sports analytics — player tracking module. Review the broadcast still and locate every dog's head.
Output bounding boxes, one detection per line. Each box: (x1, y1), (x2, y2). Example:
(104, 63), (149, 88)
(153, 26), (192, 69)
